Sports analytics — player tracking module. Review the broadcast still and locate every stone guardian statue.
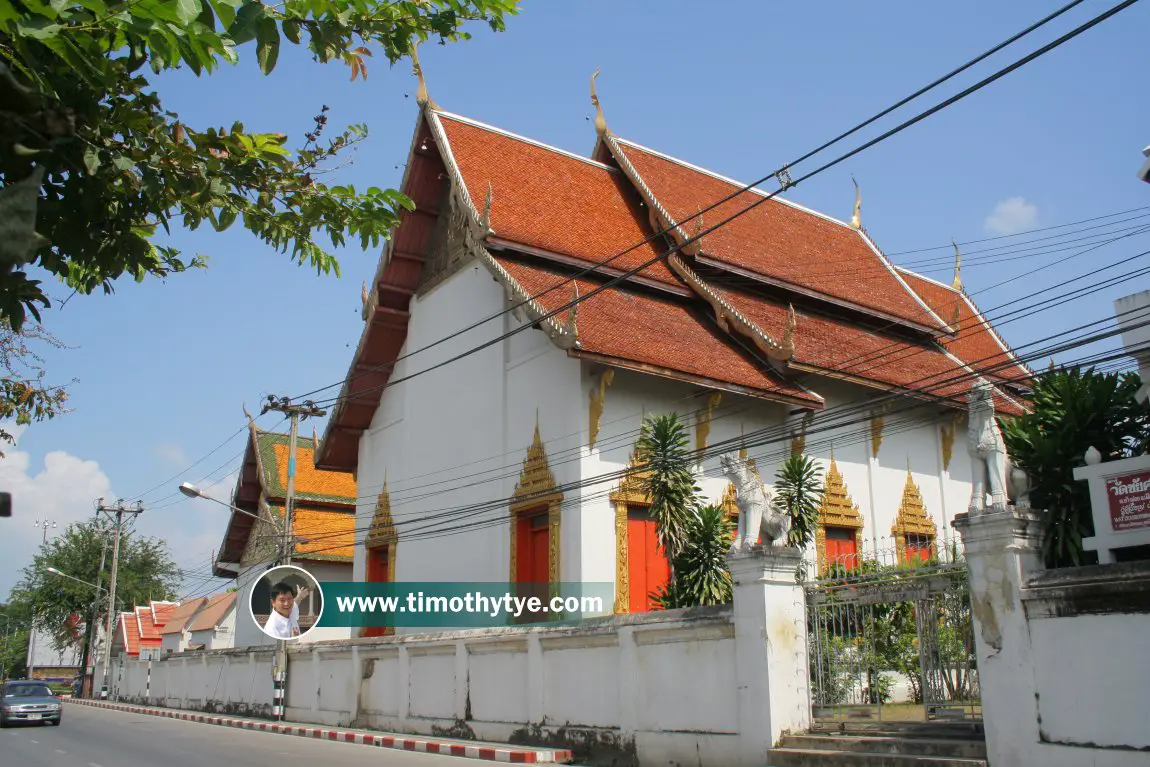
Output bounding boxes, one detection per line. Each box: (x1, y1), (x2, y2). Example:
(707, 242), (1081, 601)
(720, 452), (790, 551)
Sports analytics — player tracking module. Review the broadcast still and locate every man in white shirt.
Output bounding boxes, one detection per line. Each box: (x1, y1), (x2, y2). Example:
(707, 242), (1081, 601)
(263, 581), (311, 639)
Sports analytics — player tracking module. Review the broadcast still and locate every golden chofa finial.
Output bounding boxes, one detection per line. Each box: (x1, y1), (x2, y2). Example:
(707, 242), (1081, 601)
(850, 176), (862, 229)
(951, 238), (964, 292)
(410, 41), (437, 110)
(590, 69), (608, 138)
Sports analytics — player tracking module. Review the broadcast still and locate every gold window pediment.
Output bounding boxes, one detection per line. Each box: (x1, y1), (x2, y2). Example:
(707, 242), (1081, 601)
(815, 455), (865, 573)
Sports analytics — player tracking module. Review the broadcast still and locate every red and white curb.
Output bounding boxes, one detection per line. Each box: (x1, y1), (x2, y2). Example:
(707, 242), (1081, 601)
(67, 699), (574, 763)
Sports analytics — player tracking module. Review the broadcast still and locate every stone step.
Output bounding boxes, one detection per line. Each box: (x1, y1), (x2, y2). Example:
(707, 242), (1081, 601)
(779, 735), (986, 759)
(809, 721), (984, 740)
(767, 748), (987, 767)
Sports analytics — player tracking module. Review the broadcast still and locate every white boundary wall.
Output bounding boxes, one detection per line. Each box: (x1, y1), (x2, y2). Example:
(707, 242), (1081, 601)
(108, 548), (808, 767)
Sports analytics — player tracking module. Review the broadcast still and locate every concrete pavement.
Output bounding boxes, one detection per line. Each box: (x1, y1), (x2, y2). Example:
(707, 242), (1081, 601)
(0, 704), (538, 767)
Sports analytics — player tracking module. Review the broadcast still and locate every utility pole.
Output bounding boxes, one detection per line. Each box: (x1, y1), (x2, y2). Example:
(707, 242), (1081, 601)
(258, 395), (324, 722)
(260, 396), (326, 567)
(96, 498), (143, 699)
(83, 521), (111, 698)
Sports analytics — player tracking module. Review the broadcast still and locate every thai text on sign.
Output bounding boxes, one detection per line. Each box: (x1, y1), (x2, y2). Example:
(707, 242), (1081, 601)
(1106, 471), (1150, 532)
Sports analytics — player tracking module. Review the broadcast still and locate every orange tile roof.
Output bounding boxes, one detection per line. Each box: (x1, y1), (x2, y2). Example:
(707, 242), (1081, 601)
(119, 612), (140, 656)
(136, 606), (161, 647)
(269, 442), (357, 502)
(159, 598), (207, 636)
(494, 255), (823, 406)
(607, 138), (947, 333)
(187, 592), (236, 633)
(896, 269), (1032, 385)
(293, 507), (357, 560)
(707, 285), (1025, 416)
(150, 601), (178, 628)
(435, 113), (678, 287)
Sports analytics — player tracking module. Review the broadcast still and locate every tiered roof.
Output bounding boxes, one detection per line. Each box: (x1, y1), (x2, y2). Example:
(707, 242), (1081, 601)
(314, 95), (1031, 472)
(214, 424), (357, 577)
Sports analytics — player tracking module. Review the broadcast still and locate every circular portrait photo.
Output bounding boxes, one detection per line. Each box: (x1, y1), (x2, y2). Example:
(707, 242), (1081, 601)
(250, 565), (324, 641)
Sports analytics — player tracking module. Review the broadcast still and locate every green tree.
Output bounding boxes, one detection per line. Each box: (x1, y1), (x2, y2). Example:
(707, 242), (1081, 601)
(636, 413), (700, 565)
(0, 0), (520, 331)
(1001, 367), (1150, 568)
(772, 453), (825, 548)
(6, 519), (180, 678)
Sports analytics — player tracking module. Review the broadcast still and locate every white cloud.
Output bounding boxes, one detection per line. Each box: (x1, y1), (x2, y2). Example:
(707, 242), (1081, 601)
(984, 197), (1039, 236)
(0, 427), (239, 602)
(154, 443), (191, 470)
(0, 426), (114, 597)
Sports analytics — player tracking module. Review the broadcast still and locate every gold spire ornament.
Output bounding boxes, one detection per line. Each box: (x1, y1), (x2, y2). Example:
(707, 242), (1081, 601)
(951, 239), (963, 291)
(850, 176), (862, 229)
(591, 69), (608, 138)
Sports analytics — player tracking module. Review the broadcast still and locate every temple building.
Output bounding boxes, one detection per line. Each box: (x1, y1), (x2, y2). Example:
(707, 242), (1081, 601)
(311, 73), (1031, 628)
(214, 421), (357, 644)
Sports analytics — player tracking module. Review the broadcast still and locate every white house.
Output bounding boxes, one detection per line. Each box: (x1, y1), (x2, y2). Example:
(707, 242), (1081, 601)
(312, 93), (1033, 631)
(158, 597), (207, 655)
(185, 592), (237, 651)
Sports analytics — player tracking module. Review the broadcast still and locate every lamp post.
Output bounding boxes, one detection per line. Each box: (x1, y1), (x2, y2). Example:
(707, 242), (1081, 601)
(179, 482), (295, 562)
(1139, 144), (1150, 184)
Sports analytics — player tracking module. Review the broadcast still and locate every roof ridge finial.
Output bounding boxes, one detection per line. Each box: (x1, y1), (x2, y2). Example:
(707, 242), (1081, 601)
(590, 68), (608, 138)
(951, 238), (963, 292)
(850, 176), (862, 229)
(410, 41), (437, 110)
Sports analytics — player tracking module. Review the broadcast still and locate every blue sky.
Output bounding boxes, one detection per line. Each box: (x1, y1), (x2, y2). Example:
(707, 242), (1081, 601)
(3, 1), (1148, 598)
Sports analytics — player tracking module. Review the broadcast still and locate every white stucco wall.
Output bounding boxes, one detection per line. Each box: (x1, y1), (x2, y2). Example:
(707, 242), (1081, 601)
(1029, 613), (1150, 753)
(355, 263), (583, 610)
(350, 249), (994, 609)
(109, 608), (743, 765)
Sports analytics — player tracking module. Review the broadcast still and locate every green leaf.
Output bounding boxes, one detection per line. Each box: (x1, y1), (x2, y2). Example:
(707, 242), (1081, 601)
(15, 17), (62, 39)
(282, 17), (300, 44)
(208, 0), (238, 29)
(227, 0), (264, 45)
(256, 16), (280, 74)
(82, 147), (101, 175)
(175, 0), (201, 25)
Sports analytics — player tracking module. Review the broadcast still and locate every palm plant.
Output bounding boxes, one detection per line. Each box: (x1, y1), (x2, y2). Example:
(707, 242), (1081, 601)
(772, 453), (825, 548)
(1000, 367), (1150, 568)
(636, 413), (700, 564)
(667, 504), (735, 606)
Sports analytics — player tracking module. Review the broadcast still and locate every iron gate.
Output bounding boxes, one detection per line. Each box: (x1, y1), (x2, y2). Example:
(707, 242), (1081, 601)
(803, 540), (981, 723)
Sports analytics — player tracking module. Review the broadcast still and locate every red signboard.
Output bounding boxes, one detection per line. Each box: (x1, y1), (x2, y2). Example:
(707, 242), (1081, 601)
(1106, 471), (1150, 532)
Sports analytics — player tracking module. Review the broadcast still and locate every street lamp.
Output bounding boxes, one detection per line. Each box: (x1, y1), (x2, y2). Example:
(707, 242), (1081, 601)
(179, 482), (272, 526)
(46, 568), (106, 594)
(1139, 145), (1150, 184)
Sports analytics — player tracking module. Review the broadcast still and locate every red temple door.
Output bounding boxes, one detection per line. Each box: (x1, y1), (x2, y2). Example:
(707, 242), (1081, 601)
(628, 509), (670, 613)
(825, 526), (858, 570)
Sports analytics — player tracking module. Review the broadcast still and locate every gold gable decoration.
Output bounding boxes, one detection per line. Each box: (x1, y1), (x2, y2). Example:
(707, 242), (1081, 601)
(612, 444), (653, 614)
(365, 478), (397, 549)
(814, 455), (865, 574)
(510, 419), (563, 587)
(892, 468), (937, 563)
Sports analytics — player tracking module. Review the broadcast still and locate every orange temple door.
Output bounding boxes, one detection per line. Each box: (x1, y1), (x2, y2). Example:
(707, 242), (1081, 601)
(363, 547), (391, 638)
(628, 509), (670, 613)
(825, 526), (858, 570)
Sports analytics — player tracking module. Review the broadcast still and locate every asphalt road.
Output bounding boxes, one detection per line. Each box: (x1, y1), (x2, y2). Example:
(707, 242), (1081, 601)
(0, 704), (496, 767)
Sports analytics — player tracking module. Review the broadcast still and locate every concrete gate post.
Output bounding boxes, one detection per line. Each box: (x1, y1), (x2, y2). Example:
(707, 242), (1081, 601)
(728, 545), (810, 767)
(951, 508), (1046, 767)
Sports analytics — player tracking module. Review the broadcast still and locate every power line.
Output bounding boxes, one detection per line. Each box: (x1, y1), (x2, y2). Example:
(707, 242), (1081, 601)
(261, 314), (1150, 556)
(289, 0), (1107, 405)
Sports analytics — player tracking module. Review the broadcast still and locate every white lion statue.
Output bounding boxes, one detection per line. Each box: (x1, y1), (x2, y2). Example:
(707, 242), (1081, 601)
(720, 452), (790, 551)
(967, 378), (1013, 515)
